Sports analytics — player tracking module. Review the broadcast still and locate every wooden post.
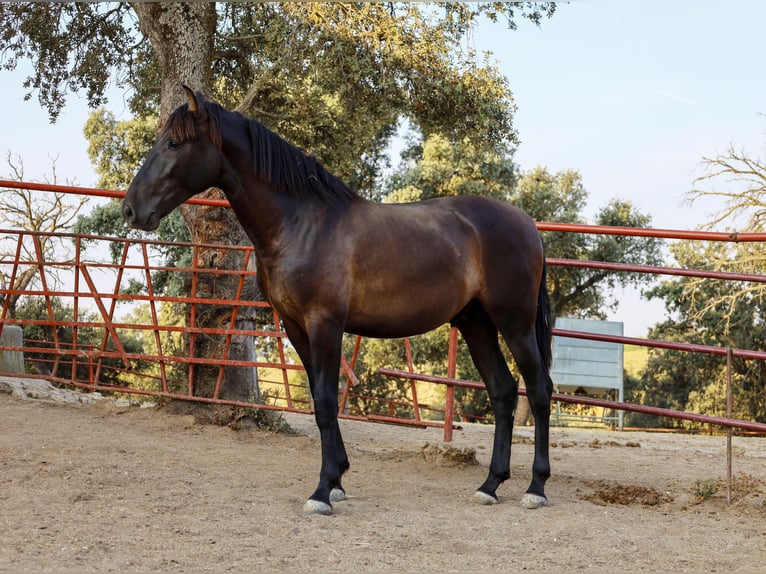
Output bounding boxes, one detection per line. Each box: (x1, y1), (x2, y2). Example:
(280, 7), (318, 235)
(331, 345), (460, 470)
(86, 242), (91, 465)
(443, 327), (459, 442)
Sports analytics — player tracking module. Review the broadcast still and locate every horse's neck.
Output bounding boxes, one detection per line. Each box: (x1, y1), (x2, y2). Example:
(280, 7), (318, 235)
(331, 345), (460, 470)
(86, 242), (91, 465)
(224, 176), (292, 252)
(217, 145), (315, 261)
(217, 113), (345, 262)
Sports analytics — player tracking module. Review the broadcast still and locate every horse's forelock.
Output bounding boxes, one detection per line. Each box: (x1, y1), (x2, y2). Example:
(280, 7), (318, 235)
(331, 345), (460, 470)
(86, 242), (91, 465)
(162, 102), (222, 149)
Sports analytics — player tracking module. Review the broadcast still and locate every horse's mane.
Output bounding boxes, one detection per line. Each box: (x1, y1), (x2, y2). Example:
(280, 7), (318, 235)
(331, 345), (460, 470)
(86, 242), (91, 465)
(162, 98), (358, 204)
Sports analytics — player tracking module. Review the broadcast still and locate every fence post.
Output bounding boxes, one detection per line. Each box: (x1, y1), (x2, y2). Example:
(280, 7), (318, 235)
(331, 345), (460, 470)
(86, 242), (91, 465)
(0, 325), (24, 374)
(443, 327), (459, 442)
(726, 348), (733, 505)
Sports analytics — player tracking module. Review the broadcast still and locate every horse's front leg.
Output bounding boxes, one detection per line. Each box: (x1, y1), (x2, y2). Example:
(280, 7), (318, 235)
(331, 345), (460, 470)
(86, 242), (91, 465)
(293, 319), (348, 515)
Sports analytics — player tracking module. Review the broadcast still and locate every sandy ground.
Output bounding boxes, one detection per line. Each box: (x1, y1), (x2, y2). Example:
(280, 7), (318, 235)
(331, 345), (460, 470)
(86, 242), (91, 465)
(0, 377), (765, 573)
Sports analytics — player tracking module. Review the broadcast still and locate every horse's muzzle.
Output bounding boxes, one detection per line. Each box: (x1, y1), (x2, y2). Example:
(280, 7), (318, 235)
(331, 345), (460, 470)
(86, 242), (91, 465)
(122, 201), (159, 231)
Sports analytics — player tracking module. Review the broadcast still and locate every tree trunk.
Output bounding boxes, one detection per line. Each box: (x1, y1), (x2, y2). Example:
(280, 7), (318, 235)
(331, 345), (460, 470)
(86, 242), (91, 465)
(131, 3), (260, 404)
(129, 2), (216, 119)
(183, 194), (262, 402)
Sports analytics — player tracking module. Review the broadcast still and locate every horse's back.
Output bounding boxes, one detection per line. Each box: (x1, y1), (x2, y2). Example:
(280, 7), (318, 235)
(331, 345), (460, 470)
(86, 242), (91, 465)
(358, 194), (544, 278)
(432, 195), (544, 263)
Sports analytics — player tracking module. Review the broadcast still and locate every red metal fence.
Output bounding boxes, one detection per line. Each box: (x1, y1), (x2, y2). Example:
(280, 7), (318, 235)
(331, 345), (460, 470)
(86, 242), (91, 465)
(1, 179), (766, 439)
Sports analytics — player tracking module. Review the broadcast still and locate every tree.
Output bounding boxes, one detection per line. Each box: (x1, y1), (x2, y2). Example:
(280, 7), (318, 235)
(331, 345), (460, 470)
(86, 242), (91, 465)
(1, 3), (555, 186)
(0, 3), (136, 122)
(630, 240), (766, 427)
(385, 133), (518, 204)
(685, 138), (766, 318)
(1, 2), (556, 402)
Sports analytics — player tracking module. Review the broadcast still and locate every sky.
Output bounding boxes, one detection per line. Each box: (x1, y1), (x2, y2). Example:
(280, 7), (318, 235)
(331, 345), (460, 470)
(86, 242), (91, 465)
(1, 1), (765, 336)
(477, 0), (766, 230)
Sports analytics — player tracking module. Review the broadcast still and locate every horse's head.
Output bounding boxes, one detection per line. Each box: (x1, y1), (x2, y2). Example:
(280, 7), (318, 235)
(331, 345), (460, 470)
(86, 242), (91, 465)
(122, 86), (223, 231)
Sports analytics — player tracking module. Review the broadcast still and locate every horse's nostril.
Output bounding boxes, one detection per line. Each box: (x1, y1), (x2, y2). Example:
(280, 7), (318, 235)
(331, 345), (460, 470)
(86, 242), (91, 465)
(122, 202), (135, 223)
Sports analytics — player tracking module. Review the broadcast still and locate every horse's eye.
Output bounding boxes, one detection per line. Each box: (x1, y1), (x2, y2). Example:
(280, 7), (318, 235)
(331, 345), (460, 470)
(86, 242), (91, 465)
(168, 139), (180, 149)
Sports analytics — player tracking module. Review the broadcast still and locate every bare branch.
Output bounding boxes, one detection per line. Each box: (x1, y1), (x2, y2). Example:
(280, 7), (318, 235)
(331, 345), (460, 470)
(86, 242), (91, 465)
(0, 152), (90, 313)
(688, 143), (766, 231)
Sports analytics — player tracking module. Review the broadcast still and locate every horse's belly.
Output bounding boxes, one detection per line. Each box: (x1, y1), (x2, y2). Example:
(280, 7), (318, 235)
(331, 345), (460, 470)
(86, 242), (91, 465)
(345, 285), (469, 339)
(345, 314), (449, 339)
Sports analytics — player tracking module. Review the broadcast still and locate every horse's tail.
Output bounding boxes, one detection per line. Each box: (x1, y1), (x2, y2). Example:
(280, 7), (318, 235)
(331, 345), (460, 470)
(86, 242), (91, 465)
(536, 257), (553, 373)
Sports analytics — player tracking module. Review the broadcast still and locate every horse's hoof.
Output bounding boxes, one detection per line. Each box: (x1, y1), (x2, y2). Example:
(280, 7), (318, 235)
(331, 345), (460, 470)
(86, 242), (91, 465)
(520, 493), (548, 509)
(330, 487), (346, 502)
(303, 499), (333, 515)
(474, 490), (499, 505)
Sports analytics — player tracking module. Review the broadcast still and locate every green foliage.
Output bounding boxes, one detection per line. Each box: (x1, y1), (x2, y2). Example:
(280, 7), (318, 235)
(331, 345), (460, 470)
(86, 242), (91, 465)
(0, 3), (137, 121)
(58, 1), (553, 266)
(515, 165), (588, 223)
(2, 3), (555, 201)
(83, 109), (157, 191)
(385, 133), (517, 203)
(692, 478), (719, 501)
(213, 1), (529, 198)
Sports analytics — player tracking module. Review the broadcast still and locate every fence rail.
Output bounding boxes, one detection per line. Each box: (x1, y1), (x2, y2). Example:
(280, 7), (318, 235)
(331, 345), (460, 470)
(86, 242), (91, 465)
(1, 180), (765, 440)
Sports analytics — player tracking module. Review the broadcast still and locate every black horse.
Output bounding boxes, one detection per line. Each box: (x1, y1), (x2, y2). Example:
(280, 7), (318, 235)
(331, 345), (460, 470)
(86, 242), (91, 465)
(122, 86), (554, 515)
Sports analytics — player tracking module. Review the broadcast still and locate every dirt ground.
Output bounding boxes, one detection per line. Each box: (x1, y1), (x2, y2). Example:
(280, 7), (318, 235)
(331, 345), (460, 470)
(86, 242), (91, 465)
(1, 377), (765, 573)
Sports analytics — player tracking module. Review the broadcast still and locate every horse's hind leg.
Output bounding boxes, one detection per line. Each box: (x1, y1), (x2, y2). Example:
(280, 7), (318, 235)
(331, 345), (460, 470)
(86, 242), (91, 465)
(452, 304), (518, 504)
(502, 329), (554, 509)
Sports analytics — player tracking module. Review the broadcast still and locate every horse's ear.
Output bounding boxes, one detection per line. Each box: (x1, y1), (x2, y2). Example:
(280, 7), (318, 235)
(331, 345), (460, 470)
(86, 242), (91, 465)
(182, 84), (201, 115)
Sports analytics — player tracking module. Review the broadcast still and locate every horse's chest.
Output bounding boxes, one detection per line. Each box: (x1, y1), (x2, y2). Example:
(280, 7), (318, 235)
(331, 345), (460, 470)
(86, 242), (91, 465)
(261, 260), (348, 316)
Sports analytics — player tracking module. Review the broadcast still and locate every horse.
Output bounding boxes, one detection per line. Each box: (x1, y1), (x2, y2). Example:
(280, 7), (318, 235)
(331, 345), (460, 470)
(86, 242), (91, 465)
(122, 86), (555, 516)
